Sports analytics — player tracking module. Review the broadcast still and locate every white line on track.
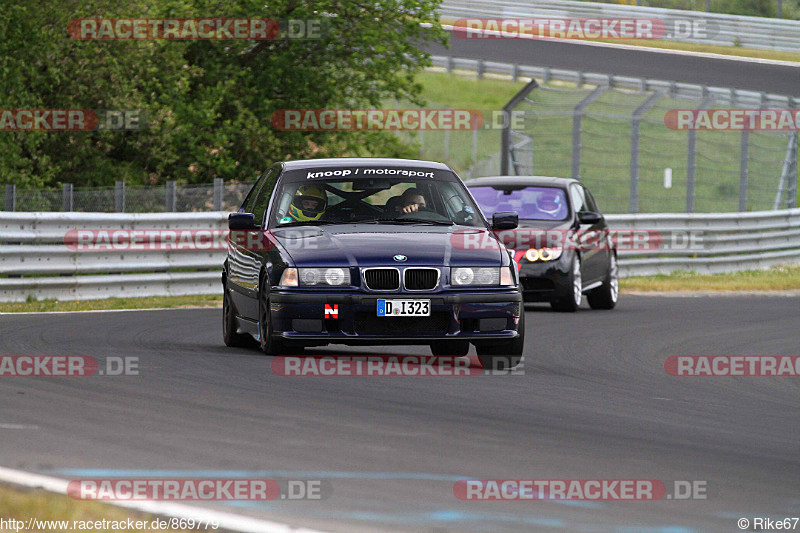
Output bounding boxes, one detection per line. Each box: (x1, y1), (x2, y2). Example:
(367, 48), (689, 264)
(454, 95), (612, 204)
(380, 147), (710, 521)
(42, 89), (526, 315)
(0, 306), (219, 316)
(0, 466), (327, 533)
(436, 23), (800, 67)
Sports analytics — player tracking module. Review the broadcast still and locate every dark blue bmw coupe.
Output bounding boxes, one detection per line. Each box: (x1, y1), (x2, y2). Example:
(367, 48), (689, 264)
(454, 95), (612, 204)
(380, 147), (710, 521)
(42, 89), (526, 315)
(222, 158), (524, 369)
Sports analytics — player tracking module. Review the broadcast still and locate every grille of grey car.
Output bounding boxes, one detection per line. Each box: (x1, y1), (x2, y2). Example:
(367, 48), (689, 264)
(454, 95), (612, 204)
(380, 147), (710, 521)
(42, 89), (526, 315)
(364, 268), (400, 290)
(404, 268), (438, 290)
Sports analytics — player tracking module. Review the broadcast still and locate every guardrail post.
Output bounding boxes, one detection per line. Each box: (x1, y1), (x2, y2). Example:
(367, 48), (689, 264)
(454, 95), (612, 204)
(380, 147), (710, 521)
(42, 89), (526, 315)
(62, 183), (73, 212)
(4, 184), (15, 211)
(166, 181), (177, 212)
(501, 77), (539, 175)
(629, 91), (663, 213)
(446, 56), (454, 74)
(739, 129), (750, 211)
(115, 181), (125, 212)
(511, 63), (519, 83)
(213, 178), (223, 210)
(572, 85), (607, 180)
(477, 58), (484, 79)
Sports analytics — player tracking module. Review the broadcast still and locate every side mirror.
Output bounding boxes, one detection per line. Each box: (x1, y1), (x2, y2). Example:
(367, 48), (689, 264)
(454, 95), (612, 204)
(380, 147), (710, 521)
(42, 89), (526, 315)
(577, 211), (602, 225)
(228, 212), (259, 230)
(491, 211), (518, 230)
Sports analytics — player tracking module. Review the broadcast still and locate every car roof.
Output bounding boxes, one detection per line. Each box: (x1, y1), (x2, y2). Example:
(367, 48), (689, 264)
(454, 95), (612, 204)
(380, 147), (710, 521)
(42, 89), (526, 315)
(282, 158), (453, 171)
(465, 176), (577, 188)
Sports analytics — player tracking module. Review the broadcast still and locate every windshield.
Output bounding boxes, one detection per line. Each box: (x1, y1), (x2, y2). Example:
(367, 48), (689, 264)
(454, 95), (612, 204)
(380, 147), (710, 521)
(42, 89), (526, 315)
(267, 174), (484, 228)
(469, 185), (570, 221)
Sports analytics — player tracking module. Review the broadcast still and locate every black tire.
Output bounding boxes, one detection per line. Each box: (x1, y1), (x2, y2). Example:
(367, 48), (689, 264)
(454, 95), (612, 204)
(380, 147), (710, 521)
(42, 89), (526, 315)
(223, 286), (249, 347)
(258, 283), (283, 356)
(476, 311), (525, 370)
(588, 252), (619, 310)
(551, 254), (582, 313)
(430, 340), (470, 357)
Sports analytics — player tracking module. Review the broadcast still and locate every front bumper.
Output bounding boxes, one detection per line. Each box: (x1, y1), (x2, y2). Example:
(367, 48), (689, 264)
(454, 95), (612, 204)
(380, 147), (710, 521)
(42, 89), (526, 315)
(517, 254), (572, 302)
(269, 290), (522, 345)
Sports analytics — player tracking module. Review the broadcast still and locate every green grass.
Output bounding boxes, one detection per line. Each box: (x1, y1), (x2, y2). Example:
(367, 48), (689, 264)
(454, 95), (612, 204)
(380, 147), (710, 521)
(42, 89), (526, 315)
(0, 294), (221, 313)
(0, 483), (193, 532)
(621, 264), (800, 291)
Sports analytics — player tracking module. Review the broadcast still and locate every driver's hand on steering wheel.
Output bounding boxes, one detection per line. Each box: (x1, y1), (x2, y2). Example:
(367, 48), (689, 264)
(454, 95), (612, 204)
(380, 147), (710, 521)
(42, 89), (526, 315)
(402, 202), (423, 214)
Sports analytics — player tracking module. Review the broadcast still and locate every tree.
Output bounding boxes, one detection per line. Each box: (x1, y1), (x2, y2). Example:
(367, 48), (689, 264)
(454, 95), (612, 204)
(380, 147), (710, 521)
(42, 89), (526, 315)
(0, 0), (446, 187)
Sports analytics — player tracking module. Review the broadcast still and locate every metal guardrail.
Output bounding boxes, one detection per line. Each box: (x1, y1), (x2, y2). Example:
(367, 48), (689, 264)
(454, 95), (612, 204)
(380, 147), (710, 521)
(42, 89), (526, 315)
(439, 0), (800, 52)
(1, 210), (798, 301)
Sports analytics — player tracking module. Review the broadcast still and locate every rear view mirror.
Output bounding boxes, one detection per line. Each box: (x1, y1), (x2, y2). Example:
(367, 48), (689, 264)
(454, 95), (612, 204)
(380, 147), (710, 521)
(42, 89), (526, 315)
(491, 211), (518, 230)
(228, 212), (259, 230)
(577, 211), (602, 225)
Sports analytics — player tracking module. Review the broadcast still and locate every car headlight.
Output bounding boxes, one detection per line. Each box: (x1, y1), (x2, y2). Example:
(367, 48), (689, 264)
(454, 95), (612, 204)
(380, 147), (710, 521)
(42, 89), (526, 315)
(451, 267), (501, 286)
(298, 267), (350, 286)
(524, 248), (563, 262)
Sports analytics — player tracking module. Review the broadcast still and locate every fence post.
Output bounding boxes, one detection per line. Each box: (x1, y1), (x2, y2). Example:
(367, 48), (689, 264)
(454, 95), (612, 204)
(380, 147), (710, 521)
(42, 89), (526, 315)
(213, 178), (223, 211)
(571, 85), (607, 181)
(788, 132), (798, 208)
(686, 95), (713, 213)
(115, 181), (125, 212)
(4, 184), (15, 211)
(62, 183), (73, 212)
(738, 129), (750, 212)
(501, 77), (539, 175)
(629, 91), (663, 213)
(166, 181), (177, 212)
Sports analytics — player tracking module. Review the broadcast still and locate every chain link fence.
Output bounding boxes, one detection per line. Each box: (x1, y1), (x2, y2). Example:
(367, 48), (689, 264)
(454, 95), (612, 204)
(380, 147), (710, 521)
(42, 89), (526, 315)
(2, 179), (255, 213)
(502, 77), (798, 214)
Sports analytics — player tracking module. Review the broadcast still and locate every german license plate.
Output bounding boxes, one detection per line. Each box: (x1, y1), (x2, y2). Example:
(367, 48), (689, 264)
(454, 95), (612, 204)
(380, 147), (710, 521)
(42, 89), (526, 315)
(377, 299), (430, 317)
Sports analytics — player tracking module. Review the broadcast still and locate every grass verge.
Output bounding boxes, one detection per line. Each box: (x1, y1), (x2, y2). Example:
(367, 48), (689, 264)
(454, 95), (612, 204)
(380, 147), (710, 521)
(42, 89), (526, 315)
(0, 483), (193, 532)
(0, 294), (222, 313)
(620, 264), (800, 292)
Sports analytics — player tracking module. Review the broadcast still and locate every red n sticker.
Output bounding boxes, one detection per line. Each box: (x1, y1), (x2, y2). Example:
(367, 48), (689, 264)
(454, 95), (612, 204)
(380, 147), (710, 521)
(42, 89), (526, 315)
(324, 304), (338, 319)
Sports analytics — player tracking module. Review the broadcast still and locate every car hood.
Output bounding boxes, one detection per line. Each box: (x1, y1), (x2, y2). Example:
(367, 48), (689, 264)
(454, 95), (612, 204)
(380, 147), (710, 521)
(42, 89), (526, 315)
(271, 225), (504, 267)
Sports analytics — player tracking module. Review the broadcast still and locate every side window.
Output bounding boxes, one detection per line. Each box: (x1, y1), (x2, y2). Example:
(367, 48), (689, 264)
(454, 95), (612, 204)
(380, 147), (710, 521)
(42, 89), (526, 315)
(251, 168), (278, 226)
(583, 187), (600, 213)
(242, 175), (266, 213)
(569, 184), (586, 213)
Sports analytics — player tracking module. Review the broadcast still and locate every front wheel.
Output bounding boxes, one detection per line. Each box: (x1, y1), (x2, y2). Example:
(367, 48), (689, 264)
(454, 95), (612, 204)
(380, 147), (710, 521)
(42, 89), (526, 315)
(476, 311), (525, 370)
(259, 285), (283, 355)
(223, 286), (249, 347)
(588, 252), (619, 310)
(551, 255), (582, 312)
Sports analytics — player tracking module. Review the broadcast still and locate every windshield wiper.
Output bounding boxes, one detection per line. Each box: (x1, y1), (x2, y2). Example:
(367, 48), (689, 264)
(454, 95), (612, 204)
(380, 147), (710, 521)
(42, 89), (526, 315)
(369, 217), (454, 226)
(273, 220), (346, 228)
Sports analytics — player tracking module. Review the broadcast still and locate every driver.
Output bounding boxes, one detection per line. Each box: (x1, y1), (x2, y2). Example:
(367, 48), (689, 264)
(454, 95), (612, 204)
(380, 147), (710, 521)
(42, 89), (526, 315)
(536, 190), (566, 219)
(288, 185), (327, 222)
(398, 188), (427, 214)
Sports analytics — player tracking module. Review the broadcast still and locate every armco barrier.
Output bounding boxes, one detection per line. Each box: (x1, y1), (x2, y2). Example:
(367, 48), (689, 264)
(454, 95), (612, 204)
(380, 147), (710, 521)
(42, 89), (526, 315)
(0, 209), (798, 302)
(439, 0), (800, 52)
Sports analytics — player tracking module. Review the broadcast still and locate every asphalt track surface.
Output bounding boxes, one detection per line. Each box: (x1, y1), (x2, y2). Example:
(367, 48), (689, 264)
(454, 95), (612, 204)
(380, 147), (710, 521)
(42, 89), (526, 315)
(424, 33), (800, 95)
(1, 295), (798, 532)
